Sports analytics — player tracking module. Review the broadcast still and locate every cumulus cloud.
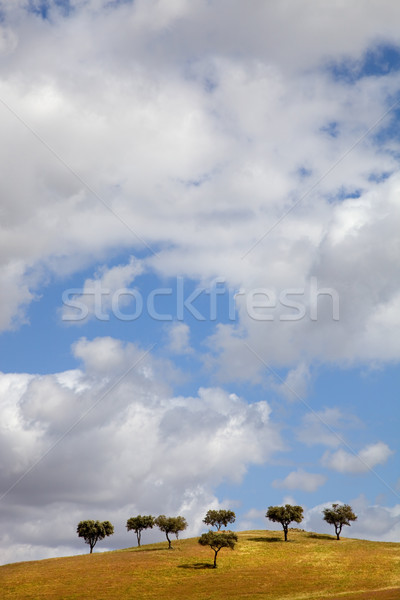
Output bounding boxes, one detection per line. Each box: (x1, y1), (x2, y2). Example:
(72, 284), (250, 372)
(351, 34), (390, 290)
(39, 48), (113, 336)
(296, 408), (361, 447)
(303, 497), (400, 542)
(273, 363), (312, 401)
(0, 336), (283, 564)
(321, 442), (394, 474)
(239, 508), (267, 532)
(167, 322), (193, 354)
(273, 469), (326, 493)
(60, 256), (143, 323)
(0, 0), (398, 381)
(243, 508), (266, 521)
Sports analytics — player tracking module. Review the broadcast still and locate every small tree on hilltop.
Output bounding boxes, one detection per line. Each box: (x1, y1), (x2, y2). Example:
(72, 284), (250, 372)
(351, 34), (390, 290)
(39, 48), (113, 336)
(198, 531), (238, 568)
(126, 515), (155, 547)
(266, 504), (303, 542)
(155, 515), (188, 549)
(77, 520), (114, 554)
(173, 515), (187, 540)
(322, 503), (357, 540)
(203, 509), (236, 531)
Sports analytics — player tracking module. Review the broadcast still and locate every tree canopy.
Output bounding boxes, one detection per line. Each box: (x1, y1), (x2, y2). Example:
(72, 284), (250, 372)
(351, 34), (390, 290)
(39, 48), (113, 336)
(77, 520), (114, 553)
(198, 530), (238, 568)
(266, 504), (304, 541)
(126, 515), (155, 547)
(172, 515), (187, 540)
(322, 503), (357, 540)
(203, 509), (236, 531)
(154, 515), (188, 549)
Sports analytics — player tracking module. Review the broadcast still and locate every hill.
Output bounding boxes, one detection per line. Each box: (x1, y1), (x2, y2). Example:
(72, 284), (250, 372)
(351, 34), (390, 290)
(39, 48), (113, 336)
(1, 530), (399, 600)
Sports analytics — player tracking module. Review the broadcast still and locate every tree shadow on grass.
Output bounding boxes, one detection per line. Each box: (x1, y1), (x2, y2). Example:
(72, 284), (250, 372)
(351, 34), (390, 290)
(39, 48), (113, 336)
(307, 533), (335, 541)
(248, 536), (282, 543)
(129, 547), (169, 553)
(178, 563), (215, 570)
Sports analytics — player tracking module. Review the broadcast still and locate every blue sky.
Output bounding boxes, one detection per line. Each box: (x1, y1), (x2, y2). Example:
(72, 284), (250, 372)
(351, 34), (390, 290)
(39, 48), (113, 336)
(0, 0), (400, 564)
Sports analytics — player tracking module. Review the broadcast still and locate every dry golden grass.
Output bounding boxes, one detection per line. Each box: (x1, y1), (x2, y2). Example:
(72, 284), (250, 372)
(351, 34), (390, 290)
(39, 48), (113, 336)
(1, 530), (399, 600)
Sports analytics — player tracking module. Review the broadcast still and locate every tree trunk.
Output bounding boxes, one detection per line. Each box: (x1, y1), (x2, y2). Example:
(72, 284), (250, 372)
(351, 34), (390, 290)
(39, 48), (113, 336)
(166, 533), (172, 549)
(90, 545), (93, 554)
(213, 550), (218, 568)
(284, 527), (288, 542)
(336, 532), (340, 540)
(137, 532), (141, 547)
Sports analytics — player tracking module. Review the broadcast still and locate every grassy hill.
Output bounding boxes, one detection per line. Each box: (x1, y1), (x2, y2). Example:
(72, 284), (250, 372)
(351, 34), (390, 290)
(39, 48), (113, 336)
(1, 530), (399, 600)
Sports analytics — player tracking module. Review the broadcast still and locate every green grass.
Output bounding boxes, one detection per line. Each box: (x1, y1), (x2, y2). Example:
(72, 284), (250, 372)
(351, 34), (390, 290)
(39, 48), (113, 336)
(1, 530), (399, 600)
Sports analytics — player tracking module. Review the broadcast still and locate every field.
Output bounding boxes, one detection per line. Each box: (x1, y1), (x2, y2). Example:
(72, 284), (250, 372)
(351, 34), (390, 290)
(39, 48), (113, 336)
(1, 530), (399, 600)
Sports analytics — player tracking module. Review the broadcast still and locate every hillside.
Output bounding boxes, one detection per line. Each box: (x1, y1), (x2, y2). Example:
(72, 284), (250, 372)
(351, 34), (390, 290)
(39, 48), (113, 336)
(1, 530), (399, 600)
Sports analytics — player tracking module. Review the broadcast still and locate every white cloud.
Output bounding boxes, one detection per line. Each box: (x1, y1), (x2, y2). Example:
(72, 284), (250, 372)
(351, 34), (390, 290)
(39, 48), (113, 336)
(273, 469), (326, 493)
(0, 336), (283, 564)
(273, 363), (311, 401)
(0, 261), (36, 331)
(243, 508), (266, 521)
(296, 408), (360, 448)
(303, 497), (400, 542)
(167, 322), (193, 354)
(282, 496), (297, 507)
(322, 442), (394, 474)
(0, 0), (398, 380)
(61, 256), (143, 323)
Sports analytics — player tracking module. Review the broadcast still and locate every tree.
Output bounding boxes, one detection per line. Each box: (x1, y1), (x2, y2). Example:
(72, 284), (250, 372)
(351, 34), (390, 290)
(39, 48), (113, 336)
(173, 515), (187, 540)
(155, 515), (188, 549)
(266, 504), (304, 542)
(203, 509), (236, 531)
(198, 530), (238, 568)
(77, 520), (114, 554)
(126, 515), (155, 547)
(322, 503), (357, 540)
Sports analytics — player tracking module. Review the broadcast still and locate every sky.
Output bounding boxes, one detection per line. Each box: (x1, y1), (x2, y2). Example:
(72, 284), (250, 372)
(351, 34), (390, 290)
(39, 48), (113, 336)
(0, 0), (400, 564)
